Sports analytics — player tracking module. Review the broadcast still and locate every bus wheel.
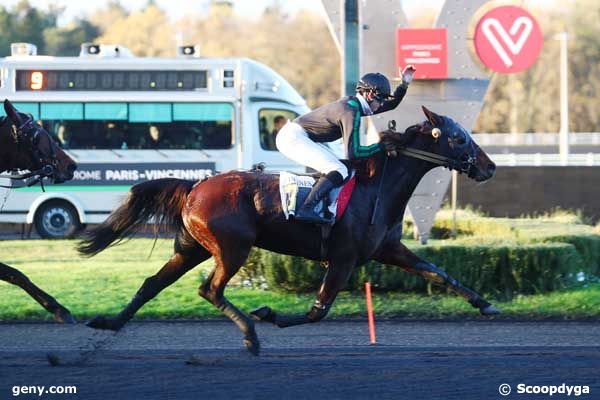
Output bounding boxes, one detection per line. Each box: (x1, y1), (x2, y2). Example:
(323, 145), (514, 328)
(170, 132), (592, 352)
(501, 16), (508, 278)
(34, 200), (82, 239)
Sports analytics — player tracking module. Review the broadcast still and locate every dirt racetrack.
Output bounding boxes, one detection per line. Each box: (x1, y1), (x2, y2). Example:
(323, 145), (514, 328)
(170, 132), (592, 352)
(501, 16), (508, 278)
(1, 320), (599, 399)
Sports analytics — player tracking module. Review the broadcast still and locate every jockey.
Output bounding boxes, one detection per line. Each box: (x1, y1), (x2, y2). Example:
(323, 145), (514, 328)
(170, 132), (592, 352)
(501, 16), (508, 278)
(276, 65), (416, 224)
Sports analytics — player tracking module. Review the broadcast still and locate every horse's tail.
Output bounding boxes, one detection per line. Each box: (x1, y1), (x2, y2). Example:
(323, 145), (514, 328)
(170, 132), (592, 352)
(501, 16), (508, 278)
(77, 178), (195, 257)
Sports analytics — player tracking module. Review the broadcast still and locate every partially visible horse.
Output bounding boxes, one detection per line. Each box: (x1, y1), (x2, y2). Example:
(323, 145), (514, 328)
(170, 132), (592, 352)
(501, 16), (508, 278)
(0, 99), (77, 323)
(79, 106), (498, 354)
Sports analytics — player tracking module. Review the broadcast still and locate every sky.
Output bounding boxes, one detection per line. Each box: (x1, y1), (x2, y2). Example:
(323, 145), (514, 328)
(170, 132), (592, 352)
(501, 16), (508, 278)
(2, 0), (556, 26)
(2, 0), (329, 24)
(2, 0), (445, 25)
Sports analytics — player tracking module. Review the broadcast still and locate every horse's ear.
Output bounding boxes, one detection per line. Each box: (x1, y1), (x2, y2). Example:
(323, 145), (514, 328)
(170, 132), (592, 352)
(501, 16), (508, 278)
(3, 99), (23, 126)
(421, 105), (441, 126)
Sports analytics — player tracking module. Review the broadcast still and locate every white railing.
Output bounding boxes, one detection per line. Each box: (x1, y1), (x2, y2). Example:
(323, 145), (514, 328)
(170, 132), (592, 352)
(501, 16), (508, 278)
(490, 152), (600, 166)
(473, 132), (600, 146)
(472, 133), (600, 166)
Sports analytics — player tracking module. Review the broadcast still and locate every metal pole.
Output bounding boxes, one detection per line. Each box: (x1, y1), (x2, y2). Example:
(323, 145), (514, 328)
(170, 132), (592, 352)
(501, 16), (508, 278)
(343, 0), (359, 96)
(558, 32), (569, 165)
(339, 0), (346, 97)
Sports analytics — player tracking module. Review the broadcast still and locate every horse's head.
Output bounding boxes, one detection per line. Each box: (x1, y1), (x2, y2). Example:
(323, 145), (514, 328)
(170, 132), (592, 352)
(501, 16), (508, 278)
(383, 106), (495, 182)
(420, 106), (495, 181)
(3, 99), (77, 183)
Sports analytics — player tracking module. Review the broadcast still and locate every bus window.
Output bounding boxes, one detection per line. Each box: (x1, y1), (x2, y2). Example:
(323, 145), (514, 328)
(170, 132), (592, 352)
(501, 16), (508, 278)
(171, 103), (233, 149)
(39, 102), (234, 150)
(129, 103), (171, 123)
(257, 109), (298, 151)
(85, 103), (128, 120)
(41, 103), (83, 120)
(0, 102), (40, 120)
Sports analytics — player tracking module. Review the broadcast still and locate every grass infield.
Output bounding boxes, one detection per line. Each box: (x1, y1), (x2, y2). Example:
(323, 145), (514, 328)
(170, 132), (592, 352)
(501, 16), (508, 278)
(0, 239), (598, 321)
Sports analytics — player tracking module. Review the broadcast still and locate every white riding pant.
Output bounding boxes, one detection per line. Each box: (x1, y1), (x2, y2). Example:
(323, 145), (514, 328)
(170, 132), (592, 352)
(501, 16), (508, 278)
(275, 121), (348, 180)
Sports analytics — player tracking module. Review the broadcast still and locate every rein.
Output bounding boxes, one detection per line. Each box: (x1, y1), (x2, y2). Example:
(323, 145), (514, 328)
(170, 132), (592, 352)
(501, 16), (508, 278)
(395, 141), (476, 176)
(397, 146), (453, 168)
(369, 156), (388, 225)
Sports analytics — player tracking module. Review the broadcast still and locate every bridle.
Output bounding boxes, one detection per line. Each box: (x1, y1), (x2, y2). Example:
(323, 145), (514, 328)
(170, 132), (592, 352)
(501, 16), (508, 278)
(391, 121), (479, 177)
(0, 115), (59, 191)
(396, 146), (478, 176)
(371, 117), (480, 224)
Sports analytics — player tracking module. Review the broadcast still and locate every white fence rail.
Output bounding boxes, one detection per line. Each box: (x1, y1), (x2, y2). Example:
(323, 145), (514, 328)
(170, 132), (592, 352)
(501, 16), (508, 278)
(473, 133), (600, 166)
(473, 132), (600, 146)
(490, 153), (600, 166)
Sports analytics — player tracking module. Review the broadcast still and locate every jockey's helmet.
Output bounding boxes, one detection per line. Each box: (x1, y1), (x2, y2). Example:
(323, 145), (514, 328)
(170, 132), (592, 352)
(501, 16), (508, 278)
(356, 72), (392, 101)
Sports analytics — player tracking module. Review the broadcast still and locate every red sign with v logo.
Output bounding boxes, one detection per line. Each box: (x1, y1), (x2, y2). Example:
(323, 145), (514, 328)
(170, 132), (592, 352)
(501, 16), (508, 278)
(474, 5), (543, 74)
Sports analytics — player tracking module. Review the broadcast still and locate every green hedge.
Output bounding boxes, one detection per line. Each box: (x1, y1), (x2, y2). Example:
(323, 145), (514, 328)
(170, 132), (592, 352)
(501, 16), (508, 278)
(262, 251), (325, 293)
(535, 235), (600, 276)
(242, 212), (600, 299)
(405, 216), (514, 240)
(259, 242), (584, 300)
(409, 211), (600, 276)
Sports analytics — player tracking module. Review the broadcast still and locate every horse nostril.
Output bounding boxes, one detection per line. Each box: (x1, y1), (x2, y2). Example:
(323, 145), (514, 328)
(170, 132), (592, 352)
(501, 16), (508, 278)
(487, 163), (496, 175)
(67, 163), (77, 173)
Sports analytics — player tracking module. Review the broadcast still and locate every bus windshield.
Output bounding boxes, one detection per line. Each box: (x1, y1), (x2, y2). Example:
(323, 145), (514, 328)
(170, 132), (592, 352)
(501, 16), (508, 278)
(20, 102), (234, 150)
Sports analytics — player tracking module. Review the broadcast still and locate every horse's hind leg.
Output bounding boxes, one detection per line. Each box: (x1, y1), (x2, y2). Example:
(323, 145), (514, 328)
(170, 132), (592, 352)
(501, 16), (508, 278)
(198, 244), (260, 355)
(374, 241), (500, 315)
(87, 233), (211, 331)
(0, 262), (75, 323)
(251, 261), (355, 328)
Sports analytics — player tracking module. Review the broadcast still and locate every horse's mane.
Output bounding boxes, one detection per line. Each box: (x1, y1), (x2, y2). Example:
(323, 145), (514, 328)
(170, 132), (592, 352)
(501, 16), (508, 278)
(346, 123), (423, 182)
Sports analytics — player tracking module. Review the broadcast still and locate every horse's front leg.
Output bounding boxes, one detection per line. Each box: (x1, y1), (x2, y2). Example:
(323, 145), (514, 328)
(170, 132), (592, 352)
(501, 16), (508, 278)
(251, 261), (355, 328)
(0, 262), (75, 323)
(373, 241), (500, 315)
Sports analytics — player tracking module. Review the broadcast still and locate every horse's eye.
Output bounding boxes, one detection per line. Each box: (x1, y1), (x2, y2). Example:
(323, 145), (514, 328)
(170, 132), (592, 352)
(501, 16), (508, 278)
(454, 132), (466, 145)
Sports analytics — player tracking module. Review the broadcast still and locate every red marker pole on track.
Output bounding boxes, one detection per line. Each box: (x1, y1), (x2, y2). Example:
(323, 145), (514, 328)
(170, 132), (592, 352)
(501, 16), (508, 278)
(365, 282), (376, 345)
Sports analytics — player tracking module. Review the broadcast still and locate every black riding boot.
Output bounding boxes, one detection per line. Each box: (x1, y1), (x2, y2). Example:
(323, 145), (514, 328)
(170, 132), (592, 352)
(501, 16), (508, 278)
(295, 171), (343, 224)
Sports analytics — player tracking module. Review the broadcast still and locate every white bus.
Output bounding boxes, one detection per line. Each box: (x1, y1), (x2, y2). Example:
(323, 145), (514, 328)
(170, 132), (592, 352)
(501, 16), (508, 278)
(0, 43), (309, 238)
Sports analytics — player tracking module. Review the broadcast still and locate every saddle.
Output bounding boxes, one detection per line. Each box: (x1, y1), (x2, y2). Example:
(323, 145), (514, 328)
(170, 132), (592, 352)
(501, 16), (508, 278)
(279, 170), (356, 225)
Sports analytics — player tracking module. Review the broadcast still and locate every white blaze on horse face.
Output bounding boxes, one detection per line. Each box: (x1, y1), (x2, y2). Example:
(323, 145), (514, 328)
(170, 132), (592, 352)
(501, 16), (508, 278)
(482, 16), (533, 68)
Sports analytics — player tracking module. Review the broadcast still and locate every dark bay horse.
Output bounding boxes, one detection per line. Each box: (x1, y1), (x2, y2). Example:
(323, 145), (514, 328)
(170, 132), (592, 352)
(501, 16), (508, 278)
(0, 99), (77, 323)
(79, 106), (499, 354)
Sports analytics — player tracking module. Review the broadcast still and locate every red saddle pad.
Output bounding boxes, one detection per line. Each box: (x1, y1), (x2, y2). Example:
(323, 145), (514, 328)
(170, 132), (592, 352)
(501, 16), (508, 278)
(335, 175), (356, 222)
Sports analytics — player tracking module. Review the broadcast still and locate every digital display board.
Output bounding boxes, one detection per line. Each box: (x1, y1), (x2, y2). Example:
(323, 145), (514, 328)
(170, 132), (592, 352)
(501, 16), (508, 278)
(15, 70), (208, 91)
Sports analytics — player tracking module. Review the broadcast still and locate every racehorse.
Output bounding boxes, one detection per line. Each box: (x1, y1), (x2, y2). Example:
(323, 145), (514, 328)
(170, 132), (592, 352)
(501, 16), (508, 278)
(0, 99), (77, 323)
(79, 106), (499, 354)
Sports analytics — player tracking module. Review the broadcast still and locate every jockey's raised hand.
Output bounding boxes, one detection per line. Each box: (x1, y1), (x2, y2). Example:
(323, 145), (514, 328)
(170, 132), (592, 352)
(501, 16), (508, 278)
(401, 65), (416, 86)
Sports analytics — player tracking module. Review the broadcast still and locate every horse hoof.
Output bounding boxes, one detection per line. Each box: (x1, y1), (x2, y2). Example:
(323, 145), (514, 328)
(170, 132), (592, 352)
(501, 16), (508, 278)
(86, 315), (120, 331)
(54, 308), (76, 324)
(250, 306), (274, 323)
(244, 335), (261, 356)
(480, 305), (501, 316)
